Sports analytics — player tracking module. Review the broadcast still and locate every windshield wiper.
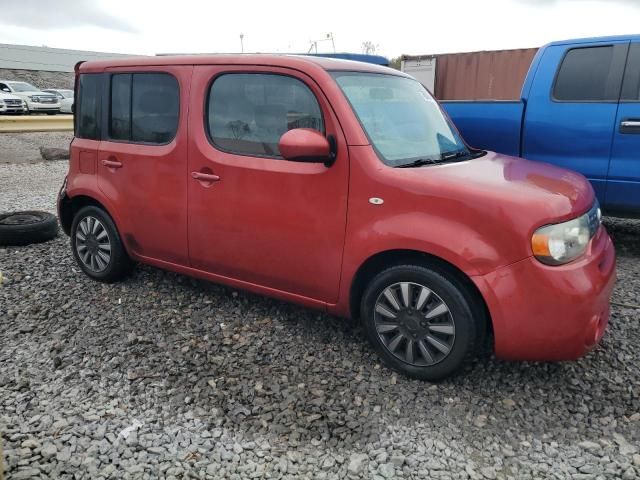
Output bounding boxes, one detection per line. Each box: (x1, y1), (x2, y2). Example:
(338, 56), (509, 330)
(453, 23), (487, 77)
(440, 149), (472, 161)
(395, 158), (441, 168)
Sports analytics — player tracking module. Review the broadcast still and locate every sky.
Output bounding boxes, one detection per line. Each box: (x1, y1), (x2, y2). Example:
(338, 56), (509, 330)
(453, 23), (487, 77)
(0, 0), (639, 58)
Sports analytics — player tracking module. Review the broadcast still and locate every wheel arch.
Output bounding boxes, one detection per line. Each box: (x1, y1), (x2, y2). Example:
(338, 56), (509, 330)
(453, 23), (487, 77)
(59, 194), (117, 236)
(349, 249), (493, 338)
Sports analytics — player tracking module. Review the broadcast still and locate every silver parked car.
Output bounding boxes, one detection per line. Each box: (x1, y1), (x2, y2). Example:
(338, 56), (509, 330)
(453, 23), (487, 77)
(43, 89), (74, 114)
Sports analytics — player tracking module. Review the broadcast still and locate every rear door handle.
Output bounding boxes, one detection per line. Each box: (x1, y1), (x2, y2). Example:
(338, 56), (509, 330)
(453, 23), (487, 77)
(101, 159), (123, 169)
(191, 171), (220, 182)
(620, 119), (640, 134)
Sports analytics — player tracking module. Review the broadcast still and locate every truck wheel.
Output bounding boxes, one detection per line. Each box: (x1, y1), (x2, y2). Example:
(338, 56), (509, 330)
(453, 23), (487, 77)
(0, 211), (59, 246)
(71, 206), (132, 283)
(360, 265), (482, 381)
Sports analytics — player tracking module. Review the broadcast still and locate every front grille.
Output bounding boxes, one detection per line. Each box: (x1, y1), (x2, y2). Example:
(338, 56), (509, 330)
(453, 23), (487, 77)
(4, 99), (21, 105)
(38, 97), (56, 103)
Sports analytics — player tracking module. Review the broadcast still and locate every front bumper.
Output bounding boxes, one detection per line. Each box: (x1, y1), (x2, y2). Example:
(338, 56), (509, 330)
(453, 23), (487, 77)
(473, 226), (616, 361)
(26, 100), (60, 112)
(0, 104), (26, 114)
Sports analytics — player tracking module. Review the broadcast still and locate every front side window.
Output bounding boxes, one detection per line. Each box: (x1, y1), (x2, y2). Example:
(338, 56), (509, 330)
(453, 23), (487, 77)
(76, 74), (101, 140)
(207, 73), (324, 157)
(332, 72), (469, 166)
(621, 43), (640, 101)
(553, 46), (617, 101)
(109, 73), (179, 144)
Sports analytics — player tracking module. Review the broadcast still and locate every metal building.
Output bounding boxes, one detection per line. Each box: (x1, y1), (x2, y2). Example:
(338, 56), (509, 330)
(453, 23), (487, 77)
(0, 43), (135, 72)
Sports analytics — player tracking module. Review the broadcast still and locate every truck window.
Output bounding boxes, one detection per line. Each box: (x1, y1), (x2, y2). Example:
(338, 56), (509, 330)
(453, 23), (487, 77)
(76, 74), (101, 140)
(207, 73), (324, 158)
(108, 73), (179, 144)
(621, 44), (640, 101)
(553, 46), (619, 102)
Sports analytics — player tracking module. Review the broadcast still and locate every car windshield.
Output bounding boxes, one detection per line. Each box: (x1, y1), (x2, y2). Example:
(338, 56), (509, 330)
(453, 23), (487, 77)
(331, 72), (470, 167)
(8, 82), (39, 92)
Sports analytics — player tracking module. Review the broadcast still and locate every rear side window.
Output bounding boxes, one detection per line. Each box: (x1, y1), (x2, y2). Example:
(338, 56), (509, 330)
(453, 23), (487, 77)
(76, 74), (101, 139)
(553, 46), (618, 101)
(109, 73), (179, 144)
(207, 73), (324, 157)
(621, 43), (640, 101)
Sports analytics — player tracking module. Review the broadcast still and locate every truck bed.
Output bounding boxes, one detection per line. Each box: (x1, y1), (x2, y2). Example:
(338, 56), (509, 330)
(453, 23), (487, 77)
(441, 101), (524, 157)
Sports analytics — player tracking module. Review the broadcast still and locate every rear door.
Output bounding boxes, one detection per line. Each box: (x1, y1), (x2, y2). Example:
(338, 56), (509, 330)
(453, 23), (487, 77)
(187, 66), (349, 303)
(608, 42), (640, 214)
(97, 66), (191, 265)
(523, 41), (628, 203)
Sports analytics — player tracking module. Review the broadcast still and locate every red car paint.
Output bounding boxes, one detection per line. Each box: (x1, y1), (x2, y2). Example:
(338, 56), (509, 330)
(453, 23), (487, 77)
(61, 55), (615, 362)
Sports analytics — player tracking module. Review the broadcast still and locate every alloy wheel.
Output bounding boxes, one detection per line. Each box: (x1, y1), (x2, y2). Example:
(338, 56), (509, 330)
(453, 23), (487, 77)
(374, 282), (455, 366)
(75, 216), (111, 273)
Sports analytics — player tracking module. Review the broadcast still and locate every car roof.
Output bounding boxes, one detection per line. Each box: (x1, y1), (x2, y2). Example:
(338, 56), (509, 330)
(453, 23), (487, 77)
(78, 54), (408, 77)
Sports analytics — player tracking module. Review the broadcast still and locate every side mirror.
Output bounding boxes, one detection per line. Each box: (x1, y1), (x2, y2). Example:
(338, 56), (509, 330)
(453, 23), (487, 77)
(279, 128), (336, 167)
(1, 87), (10, 93)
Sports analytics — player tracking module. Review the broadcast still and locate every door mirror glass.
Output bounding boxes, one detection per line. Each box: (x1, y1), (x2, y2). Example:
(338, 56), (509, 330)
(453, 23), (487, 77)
(1, 87), (10, 93)
(279, 128), (331, 163)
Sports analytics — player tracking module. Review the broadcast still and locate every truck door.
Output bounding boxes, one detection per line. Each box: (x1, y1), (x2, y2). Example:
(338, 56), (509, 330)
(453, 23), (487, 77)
(608, 42), (640, 214)
(522, 42), (628, 204)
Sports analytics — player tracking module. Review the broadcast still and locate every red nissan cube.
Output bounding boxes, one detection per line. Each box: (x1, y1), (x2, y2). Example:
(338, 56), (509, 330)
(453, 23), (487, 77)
(58, 55), (615, 380)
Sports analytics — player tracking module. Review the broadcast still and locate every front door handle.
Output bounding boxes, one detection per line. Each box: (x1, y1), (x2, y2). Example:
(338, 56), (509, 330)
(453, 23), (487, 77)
(191, 171), (220, 182)
(101, 159), (123, 169)
(620, 119), (640, 134)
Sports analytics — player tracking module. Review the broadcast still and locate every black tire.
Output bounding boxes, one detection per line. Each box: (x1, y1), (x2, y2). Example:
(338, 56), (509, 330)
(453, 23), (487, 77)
(46, 111), (58, 115)
(71, 206), (132, 283)
(0, 211), (59, 246)
(360, 264), (484, 381)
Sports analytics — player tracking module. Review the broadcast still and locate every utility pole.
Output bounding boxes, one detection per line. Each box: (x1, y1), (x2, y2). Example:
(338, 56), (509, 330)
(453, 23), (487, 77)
(240, 33), (244, 53)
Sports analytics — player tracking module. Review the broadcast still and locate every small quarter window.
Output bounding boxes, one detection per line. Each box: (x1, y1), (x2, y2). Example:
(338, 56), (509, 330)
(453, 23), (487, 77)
(76, 74), (101, 140)
(109, 73), (179, 144)
(207, 73), (324, 157)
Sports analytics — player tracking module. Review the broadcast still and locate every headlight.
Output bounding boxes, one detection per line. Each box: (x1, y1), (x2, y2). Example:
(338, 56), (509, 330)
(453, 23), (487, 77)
(531, 202), (601, 265)
(0, 100), (4, 106)
(29, 96), (39, 102)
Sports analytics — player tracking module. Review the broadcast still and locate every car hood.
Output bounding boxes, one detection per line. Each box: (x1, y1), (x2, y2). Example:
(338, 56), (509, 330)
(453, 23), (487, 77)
(0, 92), (22, 100)
(401, 151), (594, 224)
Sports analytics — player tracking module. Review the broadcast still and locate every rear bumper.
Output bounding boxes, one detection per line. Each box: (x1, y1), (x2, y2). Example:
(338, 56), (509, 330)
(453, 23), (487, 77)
(473, 226), (616, 361)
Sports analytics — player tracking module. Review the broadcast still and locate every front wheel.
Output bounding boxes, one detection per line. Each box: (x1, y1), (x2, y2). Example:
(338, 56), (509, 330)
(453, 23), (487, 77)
(361, 265), (483, 381)
(71, 206), (132, 283)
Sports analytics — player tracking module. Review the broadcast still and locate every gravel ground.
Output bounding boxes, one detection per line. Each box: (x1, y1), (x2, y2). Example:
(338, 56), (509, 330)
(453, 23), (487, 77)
(1, 162), (639, 480)
(0, 132), (73, 164)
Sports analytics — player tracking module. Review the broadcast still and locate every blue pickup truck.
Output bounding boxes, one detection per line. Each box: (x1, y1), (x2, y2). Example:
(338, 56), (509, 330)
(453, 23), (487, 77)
(442, 34), (640, 217)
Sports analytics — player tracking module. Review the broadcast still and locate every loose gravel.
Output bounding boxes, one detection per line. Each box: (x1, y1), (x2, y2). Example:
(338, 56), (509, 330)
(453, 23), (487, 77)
(1, 161), (639, 479)
(0, 132), (73, 164)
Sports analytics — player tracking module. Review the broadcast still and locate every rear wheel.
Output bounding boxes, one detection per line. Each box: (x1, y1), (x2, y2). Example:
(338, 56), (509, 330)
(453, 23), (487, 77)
(361, 264), (482, 381)
(71, 206), (132, 282)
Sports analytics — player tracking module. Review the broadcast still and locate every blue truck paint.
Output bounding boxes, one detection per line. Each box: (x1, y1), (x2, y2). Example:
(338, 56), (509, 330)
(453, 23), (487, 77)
(442, 35), (640, 216)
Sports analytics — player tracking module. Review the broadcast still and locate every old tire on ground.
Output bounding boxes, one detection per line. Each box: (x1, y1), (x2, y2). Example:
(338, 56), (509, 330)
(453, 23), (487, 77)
(0, 211), (59, 246)
(360, 264), (484, 381)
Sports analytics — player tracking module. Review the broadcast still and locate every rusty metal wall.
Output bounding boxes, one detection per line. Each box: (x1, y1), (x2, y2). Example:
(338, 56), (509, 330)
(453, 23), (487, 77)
(432, 48), (538, 100)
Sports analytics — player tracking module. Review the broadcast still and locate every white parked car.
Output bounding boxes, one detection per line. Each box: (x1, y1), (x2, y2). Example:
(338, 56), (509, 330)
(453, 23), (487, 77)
(0, 80), (60, 114)
(0, 91), (26, 114)
(43, 89), (74, 114)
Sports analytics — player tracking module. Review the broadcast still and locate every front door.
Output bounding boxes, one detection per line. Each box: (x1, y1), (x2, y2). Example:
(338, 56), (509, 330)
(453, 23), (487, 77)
(187, 66), (349, 303)
(97, 66), (191, 265)
(608, 42), (640, 214)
